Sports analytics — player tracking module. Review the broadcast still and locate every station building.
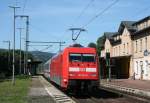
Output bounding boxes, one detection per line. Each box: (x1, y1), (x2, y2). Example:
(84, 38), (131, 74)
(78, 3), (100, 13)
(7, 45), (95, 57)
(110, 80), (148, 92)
(100, 16), (150, 80)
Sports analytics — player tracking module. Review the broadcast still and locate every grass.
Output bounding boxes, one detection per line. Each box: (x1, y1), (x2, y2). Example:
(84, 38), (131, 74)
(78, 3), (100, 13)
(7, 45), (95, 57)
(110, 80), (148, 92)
(0, 75), (31, 103)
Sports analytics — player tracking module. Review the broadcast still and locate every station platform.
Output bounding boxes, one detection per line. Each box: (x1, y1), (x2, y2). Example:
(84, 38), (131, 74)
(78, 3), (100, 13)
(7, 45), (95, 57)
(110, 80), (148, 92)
(28, 76), (75, 103)
(100, 79), (150, 100)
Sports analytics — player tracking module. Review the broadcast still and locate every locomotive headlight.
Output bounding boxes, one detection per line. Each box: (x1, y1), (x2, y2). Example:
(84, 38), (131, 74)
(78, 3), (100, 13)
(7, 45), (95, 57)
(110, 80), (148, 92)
(69, 74), (75, 76)
(63, 79), (67, 82)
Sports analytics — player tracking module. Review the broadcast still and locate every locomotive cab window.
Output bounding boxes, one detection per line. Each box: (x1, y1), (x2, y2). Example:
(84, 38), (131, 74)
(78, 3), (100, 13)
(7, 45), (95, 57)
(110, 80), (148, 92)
(82, 54), (95, 62)
(69, 53), (95, 62)
(69, 53), (82, 62)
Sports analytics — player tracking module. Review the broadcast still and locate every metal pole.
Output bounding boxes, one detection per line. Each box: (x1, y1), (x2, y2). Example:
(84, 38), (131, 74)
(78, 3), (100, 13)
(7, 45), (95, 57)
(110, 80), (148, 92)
(9, 6), (20, 85)
(8, 41), (10, 71)
(108, 59), (111, 82)
(59, 42), (63, 52)
(24, 38), (26, 74)
(17, 28), (23, 74)
(108, 55), (111, 82)
(20, 28), (22, 74)
(15, 15), (29, 74)
(26, 16), (29, 75)
(106, 52), (111, 82)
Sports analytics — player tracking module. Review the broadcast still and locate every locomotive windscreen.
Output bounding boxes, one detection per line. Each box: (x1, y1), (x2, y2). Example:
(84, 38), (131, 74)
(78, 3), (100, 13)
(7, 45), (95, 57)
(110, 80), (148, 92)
(69, 53), (95, 62)
(82, 54), (95, 62)
(69, 53), (81, 62)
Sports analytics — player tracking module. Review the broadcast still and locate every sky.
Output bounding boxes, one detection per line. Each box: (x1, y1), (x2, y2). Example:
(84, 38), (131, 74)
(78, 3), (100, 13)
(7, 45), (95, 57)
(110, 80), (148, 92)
(0, 0), (150, 53)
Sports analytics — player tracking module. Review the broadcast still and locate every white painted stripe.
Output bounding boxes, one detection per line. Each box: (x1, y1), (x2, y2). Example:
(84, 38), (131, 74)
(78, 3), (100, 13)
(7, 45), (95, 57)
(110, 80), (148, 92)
(69, 67), (80, 72)
(86, 68), (96, 72)
(69, 67), (96, 72)
(45, 87), (53, 97)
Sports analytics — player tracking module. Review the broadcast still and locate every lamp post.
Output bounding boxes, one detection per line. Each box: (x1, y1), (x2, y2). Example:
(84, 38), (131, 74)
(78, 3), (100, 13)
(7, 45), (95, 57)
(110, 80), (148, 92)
(106, 52), (111, 82)
(27, 59), (31, 75)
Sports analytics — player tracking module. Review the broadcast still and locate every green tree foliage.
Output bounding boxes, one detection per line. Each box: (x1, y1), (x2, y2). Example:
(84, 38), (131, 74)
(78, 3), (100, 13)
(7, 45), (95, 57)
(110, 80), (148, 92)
(0, 49), (33, 77)
(88, 42), (97, 49)
(96, 35), (105, 56)
(0, 50), (11, 76)
(71, 43), (83, 47)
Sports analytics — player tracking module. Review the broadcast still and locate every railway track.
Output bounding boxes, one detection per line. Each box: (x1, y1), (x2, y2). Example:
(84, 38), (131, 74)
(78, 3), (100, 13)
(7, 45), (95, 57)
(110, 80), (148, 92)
(69, 88), (150, 103)
(42, 76), (149, 103)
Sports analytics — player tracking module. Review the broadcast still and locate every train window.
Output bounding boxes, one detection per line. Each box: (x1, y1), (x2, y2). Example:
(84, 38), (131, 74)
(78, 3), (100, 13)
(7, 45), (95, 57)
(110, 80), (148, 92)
(82, 54), (95, 62)
(69, 53), (82, 62)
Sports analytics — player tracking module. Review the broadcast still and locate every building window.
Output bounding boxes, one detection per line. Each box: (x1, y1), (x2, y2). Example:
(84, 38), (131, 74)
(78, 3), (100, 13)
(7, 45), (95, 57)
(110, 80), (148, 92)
(140, 61), (144, 75)
(144, 21), (148, 28)
(135, 41), (137, 53)
(144, 22), (146, 28)
(116, 47), (118, 56)
(117, 47), (118, 55)
(113, 48), (115, 56)
(145, 37), (147, 50)
(145, 60), (148, 76)
(113, 48), (114, 56)
(127, 43), (129, 54)
(115, 47), (116, 56)
(140, 39), (142, 52)
(123, 43), (125, 54)
(136, 61), (138, 74)
(137, 25), (140, 30)
(106, 49), (109, 52)
(119, 46), (120, 56)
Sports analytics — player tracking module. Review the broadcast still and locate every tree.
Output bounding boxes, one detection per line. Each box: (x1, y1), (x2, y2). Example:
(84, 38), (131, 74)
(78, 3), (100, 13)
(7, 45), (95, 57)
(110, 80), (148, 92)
(96, 35), (105, 56)
(88, 42), (97, 48)
(0, 49), (34, 77)
(70, 43), (83, 47)
(96, 35), (107, 79)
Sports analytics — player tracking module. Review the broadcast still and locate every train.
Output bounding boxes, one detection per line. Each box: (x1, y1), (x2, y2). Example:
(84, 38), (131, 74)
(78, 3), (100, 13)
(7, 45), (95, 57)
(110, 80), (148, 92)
(44, 46), (99, 92)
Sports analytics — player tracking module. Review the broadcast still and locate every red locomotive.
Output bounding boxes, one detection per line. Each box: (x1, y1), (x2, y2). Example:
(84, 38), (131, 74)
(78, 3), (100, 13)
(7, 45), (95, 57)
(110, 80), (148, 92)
(44, 46), (99, 91)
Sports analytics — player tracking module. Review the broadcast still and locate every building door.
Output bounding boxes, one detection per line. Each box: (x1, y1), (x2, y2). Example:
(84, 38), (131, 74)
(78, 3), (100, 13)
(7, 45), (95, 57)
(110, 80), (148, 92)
(140, 61), (144, 80)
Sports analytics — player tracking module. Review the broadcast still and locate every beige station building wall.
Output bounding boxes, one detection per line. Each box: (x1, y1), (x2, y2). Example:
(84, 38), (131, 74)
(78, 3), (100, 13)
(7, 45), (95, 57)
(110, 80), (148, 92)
(100, 16), (150, 80)
(132, 19), (150, 80)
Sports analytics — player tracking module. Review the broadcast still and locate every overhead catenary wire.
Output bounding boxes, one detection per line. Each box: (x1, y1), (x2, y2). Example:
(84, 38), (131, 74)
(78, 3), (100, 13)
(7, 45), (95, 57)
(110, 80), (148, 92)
(39, 45), (53, 51)
(29, 45), (40, 51)
(71, 0), (95, 27)
(29, 45), (52, 52)
(30, 23), (61, 40)
(82, 0), (119, 28)
(28, 45), (52, 46)
(59, 0), (95, 44)
(63, 0), (119, 45)
(133, 5), (150, 19)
